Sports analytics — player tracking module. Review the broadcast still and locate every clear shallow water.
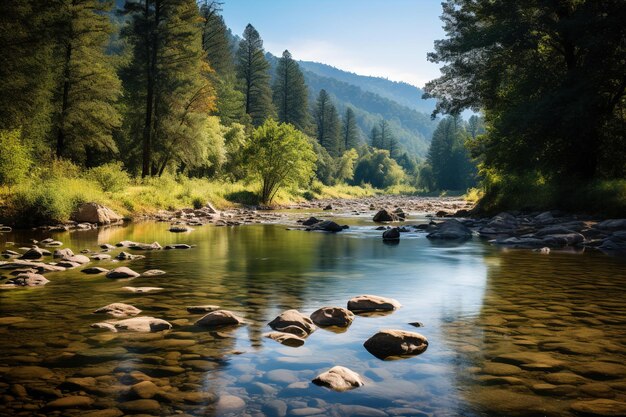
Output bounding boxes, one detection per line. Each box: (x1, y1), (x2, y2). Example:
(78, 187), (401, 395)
(0, 215), (625, 417)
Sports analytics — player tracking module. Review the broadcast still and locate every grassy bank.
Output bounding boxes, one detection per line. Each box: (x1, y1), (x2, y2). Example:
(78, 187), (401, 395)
(0, 162), (408, 227)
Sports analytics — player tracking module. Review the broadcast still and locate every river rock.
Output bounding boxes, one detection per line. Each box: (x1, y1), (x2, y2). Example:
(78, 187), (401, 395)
(53, 248), (74, 258)
(130, 380), (159, 399)
(216, 395), (245, 412)
(91, 254), (111, 260)
(19, 247), (45, 260)
(82, 267), (109, 274)
(94, 303), (141, 318)
(302, 217), (321, 226)
(382, 228), (400, 241)
(363, 329), (429, 359)
(142, 269), (166, 276)
(92, 316), (171, 332)
(427, 219), (472, 240)
(73, 202), (123, 225)
(6, 272), (49, 287)
(118, 399), (160, 413)
(595, 219), (626, 232)
(169, 225), (190, 233)
(373, 209), (399, 222)
(541, 232), (585, 246)
(312, 366), (364, 391)
(264, 332), (305, 347)
(307, 220), (344, 232)
(347, 295), (401, 312)
(106, 267), (140, 279)
(310, 307), (354, 327)
(130, 242), (162, 250)
(195, 310), (244, 327)
(115, 251), (144, 261)
(63, 254), (90, 264)
(187, 305), (220, 313)
(164, 244), (192, 249)
(46, 395), (94, 409)
(268, 309), (315, 336)
(570, 399), (626, 416)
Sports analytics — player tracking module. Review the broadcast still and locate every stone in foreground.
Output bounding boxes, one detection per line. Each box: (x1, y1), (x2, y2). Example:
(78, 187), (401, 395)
(268, 309), (315, 336)
(106, 267), (140, 279)
(195, 310), (245, 327)
(310, 307), (354, 327)
(6, 272), (49, 287)
(363, 329), (428, 360)
(92, 316), (171, 333)
(347, 295), (401, 312)
(312, 366), (364, 391)
(264, 331), (305, 347)
(94, 303), (141, 318)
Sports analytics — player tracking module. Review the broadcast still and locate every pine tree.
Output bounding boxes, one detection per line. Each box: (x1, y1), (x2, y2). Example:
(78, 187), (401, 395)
(342, 107), (359, 150)
(52, 0), (122, 161)
(370, 125), (381, 148)
(122, 0), (216, 177)
(427, 116), (475, 190)
(199, 1), (233, 77)
(236, 24), (273, 126)
(272, 50), (308, 131)
(313, 89), (341, 156)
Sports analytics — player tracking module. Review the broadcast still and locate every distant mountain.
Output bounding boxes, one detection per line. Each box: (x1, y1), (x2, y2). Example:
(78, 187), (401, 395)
(297, 61), (437, 115)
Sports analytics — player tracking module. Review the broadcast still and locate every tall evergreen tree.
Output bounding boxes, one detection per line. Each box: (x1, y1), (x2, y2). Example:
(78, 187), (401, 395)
(313, 89), (341, 156)
(427, 116), (475, 190)
(236, 24), (273, 126)
(52, 0), (122, 161)
(342, 107), (359, 150)
(272, 50), (308, 131)
(370, 125), (382, 149)
(122, 0), (215, 177)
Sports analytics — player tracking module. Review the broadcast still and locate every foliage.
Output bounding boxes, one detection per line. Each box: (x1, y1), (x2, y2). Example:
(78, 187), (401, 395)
(236, 24), (274, 126)
(341, 107), (360, 150)
(272, 50), (309, 131)
(0, 130), (32, 186)
(85, 162), (131, 193)
(334, 148), (358, 184)
(246, 119), (316, 204)
(352, 149), (405, 188)
(313, 89), (342, 156)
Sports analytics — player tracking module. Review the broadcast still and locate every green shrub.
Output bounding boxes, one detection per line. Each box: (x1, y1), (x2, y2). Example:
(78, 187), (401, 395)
(85, 162), (130, 192)
(191, 196), (205, 209)
(0, 129), (31, 186)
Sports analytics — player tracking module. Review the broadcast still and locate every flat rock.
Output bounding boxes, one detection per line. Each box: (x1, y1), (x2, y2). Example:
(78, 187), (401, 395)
(92, 316), (171, 333)
(216, 395), (245, 411)
(46, 395), (94, 409)
(268, 309), (315, 335)
(347, 294), (401, 312)
(118, 399), (160, 413)
(82, 267), (109, 274)
(91, 254), (111, 260)
(312, 366), (364, 391)
(142, 269), (166, 276)
(115, 251), (144, 261)
(427, 219), (472, 240)
(106, 267), (140, 279)
(570, 399), (626, 416)
(94, 303), (142, 318)
(6, 272), (49, 287)
(363, 329), (428, 360)
(195, 310), (244, 327)
(336, 405), (387, 417)
(264, 331), (305, 347)
(130, 380), (159, 399)
(310, 306), (354, 327)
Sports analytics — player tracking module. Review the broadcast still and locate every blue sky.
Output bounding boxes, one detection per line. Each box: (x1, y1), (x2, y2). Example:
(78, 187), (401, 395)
(221, 0), (446, 88)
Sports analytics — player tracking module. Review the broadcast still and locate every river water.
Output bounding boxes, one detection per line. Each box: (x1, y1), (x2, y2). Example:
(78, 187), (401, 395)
(1, 213), (625, 417)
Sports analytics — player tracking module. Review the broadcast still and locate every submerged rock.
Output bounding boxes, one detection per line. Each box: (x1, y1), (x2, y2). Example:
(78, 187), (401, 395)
(264, 331), (305, 347)
(427, 219), (472, 240)
(6, 272), (50, 287)
(363, 329), (429, 359)
(570, 399), (626, 416)
(94, 303), (141, 318)
(92, 316), (171, 332)
(310, 307), (354, 327)
(195, 310), (245, 327)
(312, 366), (364, 391)
(382, 228), (400, 241)
(268, 309), (315, 336)
(347, 295), (401, 312)
(106, 267), (140, 279)
(307, 220), (344, 232)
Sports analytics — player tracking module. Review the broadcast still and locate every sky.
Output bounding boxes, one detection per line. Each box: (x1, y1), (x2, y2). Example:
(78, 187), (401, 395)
(221, 0), (446, 88)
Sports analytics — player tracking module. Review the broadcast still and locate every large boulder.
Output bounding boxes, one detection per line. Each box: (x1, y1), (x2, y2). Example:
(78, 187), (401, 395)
(268, 309), (315, 336)
(347, 295), (401, 312)
(72, 202), (123, 225)
(195, 310), (245, 327)
(312, 366), (364, 391)
(92, 316), (171, 333)
(310, 307), (354, 327)
(307, 220), (344, 232)
(382, 228), (400, 241)
(106, 267), (140, 279)
(541, 232), (585, 247)
(94, 303), (141, 318)
(19, 247), (46, 260)
(427, 219), (472, 240)
(363, 329), (429, 359)
(373, 209), (399, 222)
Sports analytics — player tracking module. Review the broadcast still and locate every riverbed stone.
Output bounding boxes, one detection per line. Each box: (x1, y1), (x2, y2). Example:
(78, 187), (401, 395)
(46, 395), (94, 409)
(118, 399), (160, 413)
(427, 219), (472, 240)
(570, 399), (626, 416)
(195, 310), (244, 327)
(336, 405), (387, 417)
(82, 267), (109, 274)
(115, 251), (144, 261)
(142, 269), (166, 277)
(91, 254), (111, 260)
(571, 362), (626, 380)
(481, 362), (523, 376)
(130, 380), (159, 399)
(310, 307), (354, 327)
(307, 220), (344, 232)
(93, 316), (171, 333)
(186, 305), (220, 313)
(264, 332), (305, 347)
(262, 399), (288, 417)
(19, 247), (45, 260)
(302, 217), (321, 226)
(269, 309), (315, 335)
(216, 395), (245, 412)
(373, 209), (399, 222)
(347, 294), (401, 312)
(6, 272), (49, 287)
(94, 303), (142, 318)
(73, 202), (122, 225)
(312, 366), (364, 391)
(363, 329), (428, 359)
(106, 267), (140, 279)
(382, 228), (400, 241)
(6, 366), (54, 380)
